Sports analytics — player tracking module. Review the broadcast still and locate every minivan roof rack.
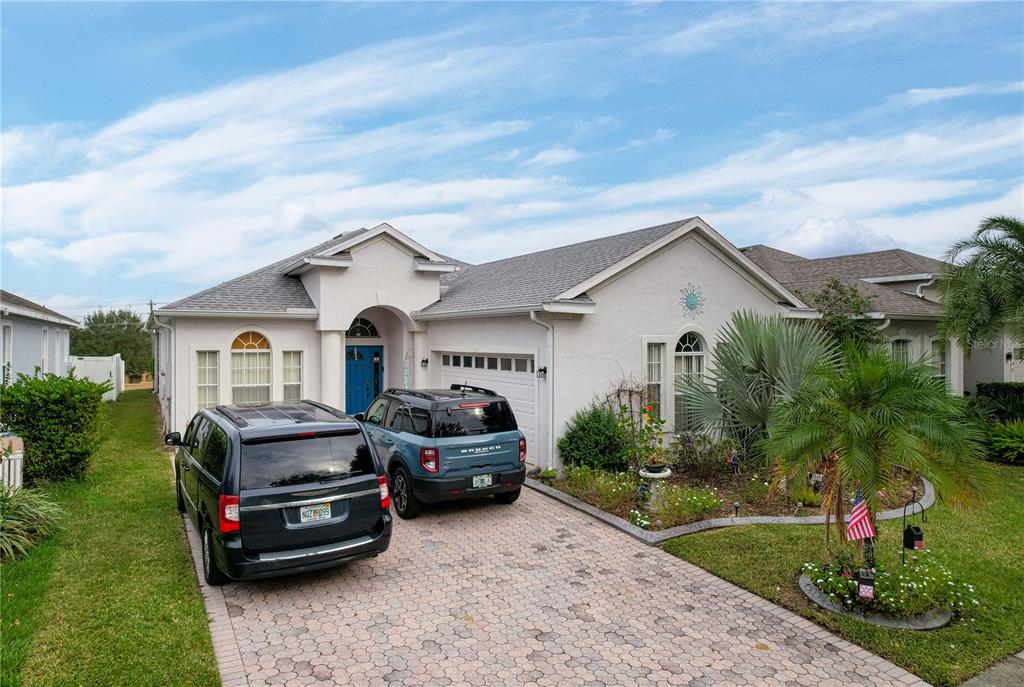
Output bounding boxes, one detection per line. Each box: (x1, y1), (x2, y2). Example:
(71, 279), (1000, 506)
(449, 384), (497, 396)
(300, 399), (347, 418)
(213, 405), (250, 427)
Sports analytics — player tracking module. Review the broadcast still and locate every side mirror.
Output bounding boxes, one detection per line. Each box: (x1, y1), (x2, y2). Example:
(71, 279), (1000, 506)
(353, 413), (365, 422)
(164, 432), (182, 446)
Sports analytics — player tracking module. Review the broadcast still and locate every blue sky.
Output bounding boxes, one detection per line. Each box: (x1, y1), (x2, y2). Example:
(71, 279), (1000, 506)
(2, 1), (1022, 317)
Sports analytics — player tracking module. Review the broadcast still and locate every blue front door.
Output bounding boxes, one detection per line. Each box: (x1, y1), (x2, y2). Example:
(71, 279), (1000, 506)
(345, 345), (383, 414)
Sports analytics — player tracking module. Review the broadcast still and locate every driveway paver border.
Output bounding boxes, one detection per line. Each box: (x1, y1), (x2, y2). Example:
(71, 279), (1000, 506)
(525, 476), (935, 545)
(182, 518), (250, 687)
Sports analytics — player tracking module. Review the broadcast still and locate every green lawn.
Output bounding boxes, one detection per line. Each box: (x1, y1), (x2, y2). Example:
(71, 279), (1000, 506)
(1, 390), (219, 687)
(664, 464), (1024, 687)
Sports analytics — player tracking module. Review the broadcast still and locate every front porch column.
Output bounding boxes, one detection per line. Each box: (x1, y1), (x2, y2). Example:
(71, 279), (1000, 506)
(320, 330), (345, 410)
(949, 338), (964, 396)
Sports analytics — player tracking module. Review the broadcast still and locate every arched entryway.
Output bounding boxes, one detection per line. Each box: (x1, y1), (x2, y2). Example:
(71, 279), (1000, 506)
(343, 306), (416, 414)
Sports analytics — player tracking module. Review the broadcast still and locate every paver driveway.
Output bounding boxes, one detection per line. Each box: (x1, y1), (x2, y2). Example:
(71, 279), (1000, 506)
(186, 489), (929, 687)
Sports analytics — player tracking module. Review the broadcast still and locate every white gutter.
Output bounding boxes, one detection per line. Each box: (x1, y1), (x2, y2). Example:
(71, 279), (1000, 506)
(0, 302), (79, 327)
(414, 300), (596, 321)
(530, 310), (556, 473)
(915, 277), (937, 299)
(154, 308), (319, 320)
(861, 273), (933, 284)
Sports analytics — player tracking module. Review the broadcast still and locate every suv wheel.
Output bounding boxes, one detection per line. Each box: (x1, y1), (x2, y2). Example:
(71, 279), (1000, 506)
(201, 523), (227, 586)
(175, 476), (186, 514)
(391, 467), (421, 519)
(494, 487), (521, 505)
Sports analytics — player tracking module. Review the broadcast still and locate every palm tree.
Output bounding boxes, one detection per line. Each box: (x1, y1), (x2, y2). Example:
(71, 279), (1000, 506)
(679, 311), (838, 459)
(761, 345), (989, 545)
(941, 215), (1024, 350)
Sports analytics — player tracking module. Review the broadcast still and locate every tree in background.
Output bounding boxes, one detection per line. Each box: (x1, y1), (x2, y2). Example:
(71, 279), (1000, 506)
(70, 309), (153, 376)
(797, 279), (883, 351)
(941, 215), (1024, 352)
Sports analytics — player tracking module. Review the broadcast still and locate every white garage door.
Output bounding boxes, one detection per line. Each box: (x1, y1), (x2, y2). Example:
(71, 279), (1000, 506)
(438, 352), (538, 465)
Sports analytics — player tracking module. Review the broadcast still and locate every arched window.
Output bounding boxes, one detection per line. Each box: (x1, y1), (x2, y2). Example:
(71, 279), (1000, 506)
(347, 318), (379, 338)
(674, 332), (705, 432)
(231, 331), (271, 403)
(889, 338), (911, 364)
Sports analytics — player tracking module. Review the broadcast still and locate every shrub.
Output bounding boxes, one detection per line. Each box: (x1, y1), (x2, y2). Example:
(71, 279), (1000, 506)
(976, 382), (1024, 422)
(557, 403), (629, 471)
(560, 466), (638, 514)
(0, 486), (63, 560)
(672, 433), (738, 481)
(740, 473), (772, 503)
(649, 484), (722, 528)
(789, 485), (823, 508)
(989, 420), (1024, 463)
(0, 373), (111, 483)
(803, 551), (978, 617)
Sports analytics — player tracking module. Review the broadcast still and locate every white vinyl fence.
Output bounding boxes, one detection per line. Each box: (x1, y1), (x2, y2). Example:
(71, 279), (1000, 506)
(70, 354), (124, 401)
(1, 435), (24, 488)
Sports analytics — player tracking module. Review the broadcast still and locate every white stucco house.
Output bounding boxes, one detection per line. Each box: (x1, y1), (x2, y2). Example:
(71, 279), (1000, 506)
(153, 218), (967, 469)
(0, 290), (77, 381)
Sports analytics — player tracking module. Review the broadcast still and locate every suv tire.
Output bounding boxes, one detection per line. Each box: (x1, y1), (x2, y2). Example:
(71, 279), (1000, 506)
(175, 476), (186, 514)
(201, 523), (228, 586)
(494, 487), (521, 505)
(391, 466), (422, 519)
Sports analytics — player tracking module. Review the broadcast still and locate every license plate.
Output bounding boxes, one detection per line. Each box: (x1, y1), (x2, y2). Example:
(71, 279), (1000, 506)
(472, 474), (493, 488)
(300, 503), (331, 523)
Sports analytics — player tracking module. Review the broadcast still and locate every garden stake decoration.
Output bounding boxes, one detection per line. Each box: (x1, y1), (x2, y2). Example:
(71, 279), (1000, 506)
(901, 484), (928, 565)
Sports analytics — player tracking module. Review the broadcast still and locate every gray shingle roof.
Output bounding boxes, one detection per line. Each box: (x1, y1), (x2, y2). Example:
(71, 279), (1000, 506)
(159, 230), (368, 313)
(742, 246), (946, 318)
(0, 290), (79, 325)
(419, 218), (695, 315)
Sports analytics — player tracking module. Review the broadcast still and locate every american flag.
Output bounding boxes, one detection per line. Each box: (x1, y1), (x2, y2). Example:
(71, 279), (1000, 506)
(846, 491), (876, 542)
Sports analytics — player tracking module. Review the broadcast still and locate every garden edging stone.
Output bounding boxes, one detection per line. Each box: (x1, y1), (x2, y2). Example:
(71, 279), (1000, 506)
(798, 574), (953, 630)
(525, 476), (935, 546)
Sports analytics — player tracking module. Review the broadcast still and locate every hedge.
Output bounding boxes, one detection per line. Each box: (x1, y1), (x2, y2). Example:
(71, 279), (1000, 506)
(976, 382), (1024, 423)
(0, 373), (111, 483)
(557, 403), (630, 471)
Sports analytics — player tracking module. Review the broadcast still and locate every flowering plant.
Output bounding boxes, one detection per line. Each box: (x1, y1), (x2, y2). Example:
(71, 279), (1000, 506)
(803, 551), (978, 617)
(616, 403), (666, 468)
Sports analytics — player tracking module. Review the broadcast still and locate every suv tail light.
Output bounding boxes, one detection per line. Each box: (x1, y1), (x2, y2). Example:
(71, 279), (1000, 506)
(519, 437), (527, 463)
(219, 494), (240, 533)
(377, 475), (390, 510)
(420, 447), (439, 473)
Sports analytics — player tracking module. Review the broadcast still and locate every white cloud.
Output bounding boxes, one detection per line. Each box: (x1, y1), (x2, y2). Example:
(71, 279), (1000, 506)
(893, 81), (1024, 107)
(522, 146), (580, 167)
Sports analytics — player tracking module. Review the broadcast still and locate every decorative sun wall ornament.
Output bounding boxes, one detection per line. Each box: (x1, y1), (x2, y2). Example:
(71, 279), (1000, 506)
(679, 283), (705, 318)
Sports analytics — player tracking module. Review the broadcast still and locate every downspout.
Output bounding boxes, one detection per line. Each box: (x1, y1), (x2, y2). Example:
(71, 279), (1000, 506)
(529, 310), (555, 472)
(151, 314), (175, 432)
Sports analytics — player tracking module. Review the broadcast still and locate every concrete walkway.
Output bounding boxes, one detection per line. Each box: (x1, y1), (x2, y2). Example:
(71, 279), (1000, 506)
(960, 651), (1024, 687)
(184, 489), (930, 686)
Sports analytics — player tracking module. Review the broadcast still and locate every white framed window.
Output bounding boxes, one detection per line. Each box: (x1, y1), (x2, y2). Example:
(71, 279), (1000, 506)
(347, 318), (379, 338)
(231, 331), (271, 403)
(890, 339), (911, 364)
(930, 339), (947, 387)
(40, 328), (49, 373)
(283, 351), (302, 402)
(197, 351), (219, 410)
(2, 323), (12, 380)
(646, 343), (664, 420)
(674, 333), (705, 432)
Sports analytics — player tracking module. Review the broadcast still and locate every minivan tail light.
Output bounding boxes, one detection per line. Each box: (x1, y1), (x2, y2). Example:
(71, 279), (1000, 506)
(519, 437), (527, 463)
(420, 447), (439, 473)
(377, 475), (390, 510)
(219, 494), (240, 533)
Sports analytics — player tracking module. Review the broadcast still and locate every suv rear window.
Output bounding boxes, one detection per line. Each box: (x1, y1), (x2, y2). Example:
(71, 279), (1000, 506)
(240, 431), (374, 489)
(433, 401), (517, 437)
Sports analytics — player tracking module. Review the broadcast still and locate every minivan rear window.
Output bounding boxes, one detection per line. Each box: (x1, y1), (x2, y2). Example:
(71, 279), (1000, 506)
(240, 432), (374, 489)
(433, 401), (517, 437)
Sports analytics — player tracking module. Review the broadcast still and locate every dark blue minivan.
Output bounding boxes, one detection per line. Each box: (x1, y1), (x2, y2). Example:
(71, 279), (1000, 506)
(357, 385), (527, 518)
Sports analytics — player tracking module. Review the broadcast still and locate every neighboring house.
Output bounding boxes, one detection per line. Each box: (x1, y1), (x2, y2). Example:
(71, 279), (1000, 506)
(0, 290), (78, 380)
(152, 218), (965, 470)
(741, 245), (963, 393)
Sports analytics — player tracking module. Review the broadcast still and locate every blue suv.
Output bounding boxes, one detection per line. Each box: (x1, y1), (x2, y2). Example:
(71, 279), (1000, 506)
(356, 385), (527, 518)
